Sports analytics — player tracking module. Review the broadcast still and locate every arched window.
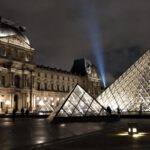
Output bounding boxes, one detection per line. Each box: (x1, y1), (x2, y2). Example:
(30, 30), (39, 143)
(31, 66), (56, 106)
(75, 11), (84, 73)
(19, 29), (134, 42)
(15, 75), (20, 88)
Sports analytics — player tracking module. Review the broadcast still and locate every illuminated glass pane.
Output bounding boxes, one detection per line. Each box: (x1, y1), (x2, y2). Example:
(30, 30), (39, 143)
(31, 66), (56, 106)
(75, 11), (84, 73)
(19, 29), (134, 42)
(77, 100), (89, 113)
(63, 101), (75, 115)
(81, 93), (93, 106)
(57, 109), (68, 117)
(74, 85), (84, 98)
(68, 93), (80, 106)
(72, 108), (82, 116)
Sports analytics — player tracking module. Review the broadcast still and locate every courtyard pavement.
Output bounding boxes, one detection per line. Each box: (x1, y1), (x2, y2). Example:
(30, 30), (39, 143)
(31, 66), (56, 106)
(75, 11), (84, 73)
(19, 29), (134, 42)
(0, 118), (150, 150)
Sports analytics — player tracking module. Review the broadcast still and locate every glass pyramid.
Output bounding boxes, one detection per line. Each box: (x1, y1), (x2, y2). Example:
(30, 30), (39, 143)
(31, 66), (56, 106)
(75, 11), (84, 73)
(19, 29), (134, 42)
(97, 50), (150, 113)
(48, 84), (105, 121)
(36, 99), (54, 112)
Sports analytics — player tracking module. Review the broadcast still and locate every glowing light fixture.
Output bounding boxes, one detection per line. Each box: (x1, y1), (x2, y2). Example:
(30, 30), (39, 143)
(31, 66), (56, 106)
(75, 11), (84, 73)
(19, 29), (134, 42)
(5, 100), (10, 114)
(128, 122), (138, 135)
(39, 100), (44, 106)
(60, 123), (66, 127)
(5, 100), (10, 106)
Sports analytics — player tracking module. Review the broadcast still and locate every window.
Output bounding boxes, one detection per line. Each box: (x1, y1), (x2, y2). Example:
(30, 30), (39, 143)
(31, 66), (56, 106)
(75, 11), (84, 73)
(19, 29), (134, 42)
(15, 75), (20, 88)
(45, 83), (47, 90)
(1, 76), (5, 86)
(37, 82), (40, 90)
(57, 85), (59, 91)
(62, 85), (65, 91)
(51, 84), (53, 90)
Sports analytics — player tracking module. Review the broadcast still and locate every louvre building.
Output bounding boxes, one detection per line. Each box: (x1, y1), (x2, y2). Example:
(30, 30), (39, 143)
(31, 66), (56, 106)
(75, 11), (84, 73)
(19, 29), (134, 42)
(48, 50), (149, 121)
(0, 18), (101, 113)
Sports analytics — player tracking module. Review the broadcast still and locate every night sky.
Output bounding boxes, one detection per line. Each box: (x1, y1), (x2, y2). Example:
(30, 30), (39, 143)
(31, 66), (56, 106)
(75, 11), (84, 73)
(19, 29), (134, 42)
(0, 0), (149, 85)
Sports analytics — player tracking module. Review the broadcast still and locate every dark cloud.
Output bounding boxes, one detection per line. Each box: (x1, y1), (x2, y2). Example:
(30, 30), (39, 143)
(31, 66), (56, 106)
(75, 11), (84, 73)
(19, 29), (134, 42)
(104, 46), (145, 78)
(0, 0), (149, 84)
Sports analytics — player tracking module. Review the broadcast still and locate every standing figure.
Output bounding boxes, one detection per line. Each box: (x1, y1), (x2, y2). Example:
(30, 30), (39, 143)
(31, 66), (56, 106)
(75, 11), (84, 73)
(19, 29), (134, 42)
(139, 104), (142, 115)
(117, 107), (121, 117)
(25, 109), (29, 117)
(107, 106), (112, 116)
(21, 107), (24, 117)
(12, 108), (16, 121)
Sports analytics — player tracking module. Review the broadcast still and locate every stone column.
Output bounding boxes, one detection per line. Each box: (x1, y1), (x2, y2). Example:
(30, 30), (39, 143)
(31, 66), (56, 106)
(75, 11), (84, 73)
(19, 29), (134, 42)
(8, 71), (11, 87)
(29, 71), (34, 111)
(11, 72), (14, 86)
(22, 71), (24, 88)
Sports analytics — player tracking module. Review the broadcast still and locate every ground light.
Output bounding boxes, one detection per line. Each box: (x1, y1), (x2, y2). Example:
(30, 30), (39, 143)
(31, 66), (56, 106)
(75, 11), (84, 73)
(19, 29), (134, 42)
(128, 122), (138, 135)
(116, 132), (147, 138)
(116, 122), (147, 138)
(60, 123), (66, 127)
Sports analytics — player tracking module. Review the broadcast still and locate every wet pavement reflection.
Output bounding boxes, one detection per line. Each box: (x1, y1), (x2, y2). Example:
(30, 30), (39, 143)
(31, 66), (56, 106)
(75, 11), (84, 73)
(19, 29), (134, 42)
(0, 118), (103, 150)
(1, 118), (150, 150)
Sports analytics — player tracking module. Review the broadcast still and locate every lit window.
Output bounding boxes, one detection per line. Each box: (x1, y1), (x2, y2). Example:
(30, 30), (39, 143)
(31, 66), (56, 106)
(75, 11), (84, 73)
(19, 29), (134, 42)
(50, 97), (53, 101)
(57, 97), (59, 102)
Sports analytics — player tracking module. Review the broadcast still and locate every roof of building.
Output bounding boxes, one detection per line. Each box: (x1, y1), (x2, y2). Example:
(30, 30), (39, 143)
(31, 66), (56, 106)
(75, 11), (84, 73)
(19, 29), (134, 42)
(71, 58), (93, 76)
(36, 65), (74, 75)
(0, 17), (30, 45)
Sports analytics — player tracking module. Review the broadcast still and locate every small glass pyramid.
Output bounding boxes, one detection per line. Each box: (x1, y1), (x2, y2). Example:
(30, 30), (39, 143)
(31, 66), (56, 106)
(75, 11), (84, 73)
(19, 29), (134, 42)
(48, 85), (105, 121)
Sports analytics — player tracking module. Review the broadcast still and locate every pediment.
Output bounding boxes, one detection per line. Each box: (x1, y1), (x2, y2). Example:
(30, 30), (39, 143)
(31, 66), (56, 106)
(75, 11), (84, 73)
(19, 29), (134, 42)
(0, 35), (31, 49)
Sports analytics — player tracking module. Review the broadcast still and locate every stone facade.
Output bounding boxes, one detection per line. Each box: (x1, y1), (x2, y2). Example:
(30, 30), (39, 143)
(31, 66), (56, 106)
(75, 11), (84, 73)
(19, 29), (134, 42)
(0, 19), (101, 113)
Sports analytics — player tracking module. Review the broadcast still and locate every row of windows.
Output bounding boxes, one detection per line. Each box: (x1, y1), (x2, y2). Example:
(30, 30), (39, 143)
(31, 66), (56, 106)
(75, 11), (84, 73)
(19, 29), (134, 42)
(37, 82), (75, 92)
(0, 75), (30, 88)
(37, 73), (78, 82)
(0, 48), (32, 62)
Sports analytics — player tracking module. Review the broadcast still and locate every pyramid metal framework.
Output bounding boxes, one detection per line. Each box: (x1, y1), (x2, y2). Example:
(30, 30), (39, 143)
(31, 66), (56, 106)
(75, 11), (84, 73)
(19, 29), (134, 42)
(48, 84), (106, 121)
(97, 50), (150, 113)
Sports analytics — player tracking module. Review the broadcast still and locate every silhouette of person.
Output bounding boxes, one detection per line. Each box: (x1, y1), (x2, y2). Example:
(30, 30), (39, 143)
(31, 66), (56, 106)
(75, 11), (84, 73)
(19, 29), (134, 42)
(25, 109), (29, 117)
(21, 107), (24, 117)
(139, 104), (142, 115)
(107, 106), (112, 116)
(12, 108), (16, 121)
(117, 107), (121, 116)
